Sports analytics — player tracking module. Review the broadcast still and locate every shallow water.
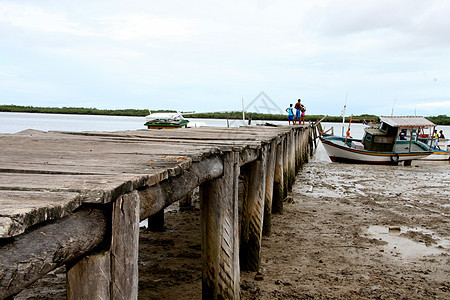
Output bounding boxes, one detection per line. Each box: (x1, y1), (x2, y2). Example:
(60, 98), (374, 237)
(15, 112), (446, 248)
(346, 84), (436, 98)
(366, 225), (449, 260)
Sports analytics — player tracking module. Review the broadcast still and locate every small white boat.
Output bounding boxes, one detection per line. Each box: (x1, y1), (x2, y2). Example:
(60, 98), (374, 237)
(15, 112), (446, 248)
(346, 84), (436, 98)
(144, 112), (189, 129)
(320, 116), (434, 165)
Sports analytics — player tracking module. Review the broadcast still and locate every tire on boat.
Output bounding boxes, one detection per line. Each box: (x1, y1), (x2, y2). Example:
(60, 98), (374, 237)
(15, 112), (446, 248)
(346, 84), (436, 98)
(390, 153), (399, 164)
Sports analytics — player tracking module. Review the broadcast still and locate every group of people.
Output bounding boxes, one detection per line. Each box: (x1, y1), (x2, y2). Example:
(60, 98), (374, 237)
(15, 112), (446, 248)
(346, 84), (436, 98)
(433, 129), (445, 150)
(286, 99), (306, 125)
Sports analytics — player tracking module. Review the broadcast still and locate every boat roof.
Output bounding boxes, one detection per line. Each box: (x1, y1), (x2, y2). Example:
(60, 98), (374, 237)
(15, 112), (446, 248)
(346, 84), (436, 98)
(364, 128), (386, 135)
(379, 116), (435, 128)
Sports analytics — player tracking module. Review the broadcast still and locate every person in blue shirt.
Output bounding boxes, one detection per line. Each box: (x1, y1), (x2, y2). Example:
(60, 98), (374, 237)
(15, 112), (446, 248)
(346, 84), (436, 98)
(286, 104), (294, 125)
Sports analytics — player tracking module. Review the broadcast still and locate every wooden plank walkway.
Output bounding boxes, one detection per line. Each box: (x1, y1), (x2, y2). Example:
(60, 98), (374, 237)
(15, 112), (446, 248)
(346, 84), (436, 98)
(0, 125), (316, 299)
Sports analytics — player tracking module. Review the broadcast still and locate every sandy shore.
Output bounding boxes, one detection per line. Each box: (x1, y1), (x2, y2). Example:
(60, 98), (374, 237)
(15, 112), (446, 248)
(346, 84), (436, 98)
(15, 158), (449, 299)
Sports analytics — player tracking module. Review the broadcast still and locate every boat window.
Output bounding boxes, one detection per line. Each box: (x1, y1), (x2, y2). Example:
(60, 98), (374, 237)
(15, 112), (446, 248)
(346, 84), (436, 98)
(365, 133), (372, 142)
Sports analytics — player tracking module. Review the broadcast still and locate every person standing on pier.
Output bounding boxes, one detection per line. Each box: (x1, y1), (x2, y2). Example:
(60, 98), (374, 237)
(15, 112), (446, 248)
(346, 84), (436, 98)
(294, 99), (302, 125)
(286, 104), (294, 125)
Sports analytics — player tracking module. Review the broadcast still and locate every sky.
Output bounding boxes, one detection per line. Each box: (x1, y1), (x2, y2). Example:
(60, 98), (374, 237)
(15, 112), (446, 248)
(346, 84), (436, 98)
(1, 0), (449, 116)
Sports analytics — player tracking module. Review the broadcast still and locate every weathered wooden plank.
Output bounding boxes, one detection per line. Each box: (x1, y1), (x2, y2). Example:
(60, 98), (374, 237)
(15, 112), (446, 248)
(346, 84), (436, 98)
(0, 208), (107, 299)
(0, 173), (163, 204)
(200, 151), (240, 299)
(0, 190), (81, 238)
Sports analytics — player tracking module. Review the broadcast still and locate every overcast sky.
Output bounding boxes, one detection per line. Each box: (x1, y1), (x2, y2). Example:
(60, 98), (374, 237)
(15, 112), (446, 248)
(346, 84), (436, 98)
(1, 0), (449, 116)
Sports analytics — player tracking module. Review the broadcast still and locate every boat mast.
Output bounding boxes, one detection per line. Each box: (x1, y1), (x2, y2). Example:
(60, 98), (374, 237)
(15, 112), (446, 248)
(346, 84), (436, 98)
(391, 96), (396, 116)
(341, 92), (347, 137)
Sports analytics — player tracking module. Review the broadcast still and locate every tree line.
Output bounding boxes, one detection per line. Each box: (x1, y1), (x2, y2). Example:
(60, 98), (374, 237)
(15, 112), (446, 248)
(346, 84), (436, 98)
(1, 105), (449, 125)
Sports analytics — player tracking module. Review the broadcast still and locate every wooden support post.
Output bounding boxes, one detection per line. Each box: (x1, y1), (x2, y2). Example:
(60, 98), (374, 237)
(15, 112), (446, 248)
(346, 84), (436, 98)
(263, 141), (276, 236)
(147, 209), (164, 232)
(179, 191), (193, 211)
(240, 146), (267, 272)
(304, 128), (310, 163)
(200, 151), (240, 299)
(111, 191), (140, 300)
(288, 130), (296, 189)
(272, 139), (284, 214)
(312, 125), (318, 148)
(67, 251), (111, 300)
(309, 127), (314, 157)
(282, 136), (289, 198)
(295, 130), (301, 172)
(68, 192), (140, 300)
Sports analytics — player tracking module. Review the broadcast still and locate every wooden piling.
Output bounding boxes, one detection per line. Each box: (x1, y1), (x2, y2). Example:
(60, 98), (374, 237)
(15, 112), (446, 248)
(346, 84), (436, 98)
(67, 251), (111, 300)
(239, 146), (267, 272)
(147, 209), (165, 232)
(272, 139), (284, 214)
(263, 141), (277, 236)
(200, 151), (240, 299)
(282, 136), (289, 198)
(288, 130), (296, 189)
(110, 191), (140, 300)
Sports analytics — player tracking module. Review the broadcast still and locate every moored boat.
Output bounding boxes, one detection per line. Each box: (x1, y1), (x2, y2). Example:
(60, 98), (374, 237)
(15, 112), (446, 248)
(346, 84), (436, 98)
(320, 116), (434, 165)
(144, 112), (189, 129)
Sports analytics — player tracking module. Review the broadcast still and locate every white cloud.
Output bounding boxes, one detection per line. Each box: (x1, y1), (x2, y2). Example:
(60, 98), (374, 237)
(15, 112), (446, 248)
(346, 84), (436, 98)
(416, 101), (450, 111)
(0, 2), (97, 36)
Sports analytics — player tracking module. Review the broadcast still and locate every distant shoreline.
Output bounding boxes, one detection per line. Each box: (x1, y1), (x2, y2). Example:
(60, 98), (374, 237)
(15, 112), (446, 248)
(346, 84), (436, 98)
(1, 105), (449, 125)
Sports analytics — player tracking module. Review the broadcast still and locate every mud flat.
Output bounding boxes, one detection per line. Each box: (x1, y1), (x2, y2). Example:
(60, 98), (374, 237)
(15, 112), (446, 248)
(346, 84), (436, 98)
(15, 159), (449, 299)
(241, 159), (449, 299)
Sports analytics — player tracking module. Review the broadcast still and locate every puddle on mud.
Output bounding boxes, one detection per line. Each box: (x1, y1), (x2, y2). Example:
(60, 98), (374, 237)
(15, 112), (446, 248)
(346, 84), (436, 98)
(366, 225), (449, 260)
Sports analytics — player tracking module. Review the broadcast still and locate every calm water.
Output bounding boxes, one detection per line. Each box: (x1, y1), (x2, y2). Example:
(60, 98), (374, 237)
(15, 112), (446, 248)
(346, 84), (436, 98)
(1, 112), (448, 164)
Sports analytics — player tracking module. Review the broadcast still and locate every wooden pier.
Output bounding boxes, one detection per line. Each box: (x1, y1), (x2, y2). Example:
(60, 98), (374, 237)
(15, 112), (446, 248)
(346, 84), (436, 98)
(0, 125), (317, 299)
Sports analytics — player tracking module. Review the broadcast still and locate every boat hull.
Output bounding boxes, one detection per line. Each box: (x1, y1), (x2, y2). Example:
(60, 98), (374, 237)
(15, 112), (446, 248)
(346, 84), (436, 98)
(145, 119), (189, 130)
(417, 138), (450, 161)
(320, 136), (432, 165)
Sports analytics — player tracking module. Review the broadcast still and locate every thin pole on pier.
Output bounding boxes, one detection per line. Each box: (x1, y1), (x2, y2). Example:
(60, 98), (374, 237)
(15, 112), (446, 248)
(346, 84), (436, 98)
(342, 92), (347, 137)
(242, 98), (246, 125)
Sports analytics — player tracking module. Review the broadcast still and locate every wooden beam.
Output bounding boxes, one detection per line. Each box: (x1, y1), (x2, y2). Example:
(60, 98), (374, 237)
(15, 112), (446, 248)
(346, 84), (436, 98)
(139, 156), (223, 220)
(0, 208), (107, 299)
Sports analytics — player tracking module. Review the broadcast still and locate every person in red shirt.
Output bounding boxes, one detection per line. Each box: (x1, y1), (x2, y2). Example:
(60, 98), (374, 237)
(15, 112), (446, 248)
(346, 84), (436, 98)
(294, 99), (302, 125)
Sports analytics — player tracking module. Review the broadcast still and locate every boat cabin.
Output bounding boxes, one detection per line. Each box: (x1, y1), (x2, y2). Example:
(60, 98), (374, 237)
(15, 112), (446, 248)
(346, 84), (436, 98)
(362, 116), (435, 152)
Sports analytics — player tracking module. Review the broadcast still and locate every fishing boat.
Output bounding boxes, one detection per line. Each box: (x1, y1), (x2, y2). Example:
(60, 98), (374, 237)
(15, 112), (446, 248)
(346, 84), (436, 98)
(144, 112), (189, 129)
(320, 116), (434, 165)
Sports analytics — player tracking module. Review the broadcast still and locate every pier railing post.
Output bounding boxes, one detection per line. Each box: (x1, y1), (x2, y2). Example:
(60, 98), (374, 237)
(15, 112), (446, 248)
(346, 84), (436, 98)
(239, 146), (267, 272)
(200, 151), (240, 299)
